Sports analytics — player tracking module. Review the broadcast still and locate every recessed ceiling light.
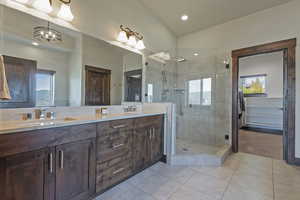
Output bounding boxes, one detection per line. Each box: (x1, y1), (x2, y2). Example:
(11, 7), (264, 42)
(181, 15), (189, 21)
(32, 42), (39, 46)
(194, 53), (199, 56)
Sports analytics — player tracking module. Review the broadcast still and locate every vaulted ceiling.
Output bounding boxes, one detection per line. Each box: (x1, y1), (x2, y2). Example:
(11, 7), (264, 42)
(139, 0), (293, 36)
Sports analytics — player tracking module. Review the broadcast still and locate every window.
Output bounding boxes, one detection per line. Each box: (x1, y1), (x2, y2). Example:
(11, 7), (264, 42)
(36, 70), (55, 107)
(240, 74), (266, 97)
(147, 84), (153, 103)
(187, 78), (212, 106)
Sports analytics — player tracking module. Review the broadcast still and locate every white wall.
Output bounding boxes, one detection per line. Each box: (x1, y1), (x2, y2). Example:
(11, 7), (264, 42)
(82, 35), (138, 105)
(239, 51), (283, 98)
(123, 52), (143, 72)
(177, 0), (300, 158)
(0, 38), (70, 106)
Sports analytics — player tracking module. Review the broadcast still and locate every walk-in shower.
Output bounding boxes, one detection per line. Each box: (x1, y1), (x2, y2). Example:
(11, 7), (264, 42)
(145, 51), (231, 165)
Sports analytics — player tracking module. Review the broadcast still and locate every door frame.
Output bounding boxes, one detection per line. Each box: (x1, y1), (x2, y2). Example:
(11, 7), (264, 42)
(85, 65), (111, 105)
(231, 38), (297, 164)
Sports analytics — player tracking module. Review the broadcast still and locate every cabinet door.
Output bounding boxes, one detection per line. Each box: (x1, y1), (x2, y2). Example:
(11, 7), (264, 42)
(0, 148), (54, 200)
(150, 124), (163, 162)
(55, 139), (95, 200)
(132, 126), (151, 172)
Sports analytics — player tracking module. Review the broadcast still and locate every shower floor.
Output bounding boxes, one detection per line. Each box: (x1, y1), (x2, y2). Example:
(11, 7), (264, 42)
(172, 138), (231, 166)
(176, 138), (226, 155)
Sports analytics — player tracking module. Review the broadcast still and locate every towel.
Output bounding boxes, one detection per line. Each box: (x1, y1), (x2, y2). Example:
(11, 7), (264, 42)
(0, 55), (11, 100)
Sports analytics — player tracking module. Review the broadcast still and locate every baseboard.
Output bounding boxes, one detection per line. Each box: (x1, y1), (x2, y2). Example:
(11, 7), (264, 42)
(240, 126), (283, 135)
(160, 155), (167, 163)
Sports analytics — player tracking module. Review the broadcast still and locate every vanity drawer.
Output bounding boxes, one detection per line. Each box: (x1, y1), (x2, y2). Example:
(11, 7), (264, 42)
(134, 115), (164, 129)
(96, 155), (132, 193)
(96, 134), (132, 163)
(97, 119), (134, 137)
(96, 119), (133, 162)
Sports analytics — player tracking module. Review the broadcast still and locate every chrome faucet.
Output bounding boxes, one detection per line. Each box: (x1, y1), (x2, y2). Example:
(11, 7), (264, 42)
(35, 108), (47, 120)
(123, 105), (137, 112)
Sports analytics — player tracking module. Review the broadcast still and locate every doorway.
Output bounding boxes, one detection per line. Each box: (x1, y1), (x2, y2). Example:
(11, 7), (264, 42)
(124, 69), (142, 102)
(232, 39), (297, 164)
(85, 66), (111, 106)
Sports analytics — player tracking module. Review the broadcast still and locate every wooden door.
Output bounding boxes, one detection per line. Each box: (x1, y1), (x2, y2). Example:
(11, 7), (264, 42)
(0, 55), (37, 108)
(85, 66), (111, 106)
(0, 148), (54, 200)
(55, 139), (95, 200)
(132, 125), (151, 172)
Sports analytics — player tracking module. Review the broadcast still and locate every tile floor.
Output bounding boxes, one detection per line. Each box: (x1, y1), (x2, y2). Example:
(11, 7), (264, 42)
(94, 153), (300, 200)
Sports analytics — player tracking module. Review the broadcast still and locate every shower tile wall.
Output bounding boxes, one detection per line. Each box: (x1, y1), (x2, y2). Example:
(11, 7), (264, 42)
(144, 50), (232, 151)
(176, 53), (231, 147)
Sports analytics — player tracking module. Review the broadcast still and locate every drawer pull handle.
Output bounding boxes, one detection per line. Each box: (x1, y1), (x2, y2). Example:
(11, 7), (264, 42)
(113, 168), (125, 175)
(59, 150), (64, 169)
(112, 124), (127, 129)
(49, 153), (53, 173)
(113, 143), (124, 149)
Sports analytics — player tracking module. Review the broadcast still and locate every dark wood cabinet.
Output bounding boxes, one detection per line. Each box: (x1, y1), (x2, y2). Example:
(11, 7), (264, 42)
(0, 115), (164, 199)
(95, 115), (164, 195)
(0, 124), (96, 200)
(132, 115), (164, 172)
(55, 139), (95, 200)
(0, 148), (55, 200)
(95, 119), (134, 193)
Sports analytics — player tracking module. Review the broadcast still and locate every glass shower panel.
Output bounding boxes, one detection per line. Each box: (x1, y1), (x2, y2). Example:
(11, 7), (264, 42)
(175, 52), (230, 155)
(144, 50), (230, 156)
(144, 59), (177, 103)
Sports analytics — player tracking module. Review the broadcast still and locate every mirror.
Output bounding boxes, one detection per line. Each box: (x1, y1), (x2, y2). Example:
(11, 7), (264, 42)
(0, 5), (143, 108)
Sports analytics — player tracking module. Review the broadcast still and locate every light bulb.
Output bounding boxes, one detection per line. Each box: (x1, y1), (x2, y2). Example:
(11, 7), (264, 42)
(136, 40), (145, 50)
(57, 3), (74, 22)
(13, 0), (29, 4)
(127, 35), (137, 47)
(33, 0), (53, 13)
(117, 31), (128, 43)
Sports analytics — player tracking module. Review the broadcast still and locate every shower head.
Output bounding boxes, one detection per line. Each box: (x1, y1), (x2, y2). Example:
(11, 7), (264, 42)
(175, 57), (186, 62)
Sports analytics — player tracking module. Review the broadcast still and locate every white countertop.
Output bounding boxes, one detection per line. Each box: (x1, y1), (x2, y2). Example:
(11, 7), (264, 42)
(0, 112), (165, 135)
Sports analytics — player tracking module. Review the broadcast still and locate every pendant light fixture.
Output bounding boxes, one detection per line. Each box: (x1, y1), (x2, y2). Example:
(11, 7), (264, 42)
(13, 0), (74, 22)
(117, 25), (146, 50)
(34, 22), (62, 42)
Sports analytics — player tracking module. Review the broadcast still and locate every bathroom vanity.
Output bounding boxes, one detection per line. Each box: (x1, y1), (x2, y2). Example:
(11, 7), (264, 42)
(0, 114), (164, 200)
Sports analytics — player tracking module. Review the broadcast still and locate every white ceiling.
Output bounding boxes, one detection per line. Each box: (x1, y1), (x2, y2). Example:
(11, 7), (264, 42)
(139, 0), (293, 36)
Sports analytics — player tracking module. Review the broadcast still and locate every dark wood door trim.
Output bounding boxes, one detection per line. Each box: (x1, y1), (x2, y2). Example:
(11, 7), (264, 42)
(232, 38), (297, 165)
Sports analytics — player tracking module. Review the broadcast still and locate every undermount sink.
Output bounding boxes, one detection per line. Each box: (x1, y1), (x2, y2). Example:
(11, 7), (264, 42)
(15, 117), (78, 127)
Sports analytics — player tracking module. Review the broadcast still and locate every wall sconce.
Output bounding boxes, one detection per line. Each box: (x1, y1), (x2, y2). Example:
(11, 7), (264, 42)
(12, 0), (74, 22)
(117, 25), (146, 50)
